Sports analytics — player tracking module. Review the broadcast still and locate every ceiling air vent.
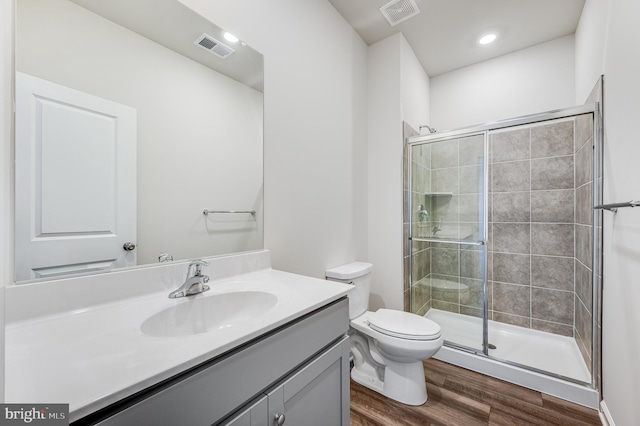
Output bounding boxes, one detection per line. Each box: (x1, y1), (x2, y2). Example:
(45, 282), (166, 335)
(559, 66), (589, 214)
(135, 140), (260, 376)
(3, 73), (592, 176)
(194, 33), (235, 59)
(379, 0), (420, 27)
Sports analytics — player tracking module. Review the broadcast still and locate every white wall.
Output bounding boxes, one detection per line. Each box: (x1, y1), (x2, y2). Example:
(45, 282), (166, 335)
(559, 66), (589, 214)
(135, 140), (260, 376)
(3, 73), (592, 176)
(574, 0), (609, 105)
(401, 36), (431, 131)
(180, 0), (369, 278)
(367, 34), (403, 310)
(431, 35), (576, 131)
(576, 1), (640, 425)
(367, 33), (430, 310)
(0, 0), (14, 403)
(17, 0), (263, 266)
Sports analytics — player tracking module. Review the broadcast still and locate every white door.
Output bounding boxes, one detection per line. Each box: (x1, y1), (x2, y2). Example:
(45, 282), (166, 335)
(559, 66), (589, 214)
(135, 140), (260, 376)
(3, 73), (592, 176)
(15, 72), (137, 281)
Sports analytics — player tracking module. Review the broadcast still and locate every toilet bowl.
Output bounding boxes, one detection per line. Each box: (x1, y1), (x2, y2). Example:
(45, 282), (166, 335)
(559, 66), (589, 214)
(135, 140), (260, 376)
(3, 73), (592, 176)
(326, 262), (443, 406)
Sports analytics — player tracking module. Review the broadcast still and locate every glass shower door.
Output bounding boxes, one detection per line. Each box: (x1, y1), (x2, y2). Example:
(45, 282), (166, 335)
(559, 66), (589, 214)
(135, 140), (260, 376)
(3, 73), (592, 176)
(409, 132), (488, 353)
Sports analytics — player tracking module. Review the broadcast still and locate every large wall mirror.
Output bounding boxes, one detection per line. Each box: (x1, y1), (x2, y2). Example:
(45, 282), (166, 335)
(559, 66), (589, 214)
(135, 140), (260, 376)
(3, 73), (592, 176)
(14, 0), (264, 283)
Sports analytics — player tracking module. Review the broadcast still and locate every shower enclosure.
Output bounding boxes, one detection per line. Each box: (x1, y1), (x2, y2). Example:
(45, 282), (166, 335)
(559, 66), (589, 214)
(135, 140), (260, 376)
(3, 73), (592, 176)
(404, 104), (602, 407)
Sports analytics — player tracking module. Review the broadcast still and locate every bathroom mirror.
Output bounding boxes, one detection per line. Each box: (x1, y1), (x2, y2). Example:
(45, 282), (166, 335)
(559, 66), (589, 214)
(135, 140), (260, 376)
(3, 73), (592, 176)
(14, 0), (264, 283)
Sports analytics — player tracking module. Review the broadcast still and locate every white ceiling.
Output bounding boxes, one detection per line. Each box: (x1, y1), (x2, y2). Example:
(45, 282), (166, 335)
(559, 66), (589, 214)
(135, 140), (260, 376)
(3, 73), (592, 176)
(329, 0), (586, 77)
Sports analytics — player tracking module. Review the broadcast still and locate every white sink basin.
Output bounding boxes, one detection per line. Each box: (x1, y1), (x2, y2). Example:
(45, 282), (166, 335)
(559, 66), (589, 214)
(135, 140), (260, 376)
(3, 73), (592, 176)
(141, 291), (278, 337)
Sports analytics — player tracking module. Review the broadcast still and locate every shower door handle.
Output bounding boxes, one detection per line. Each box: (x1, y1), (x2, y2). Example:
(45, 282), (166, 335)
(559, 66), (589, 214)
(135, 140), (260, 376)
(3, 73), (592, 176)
(410, 237), (486, 246)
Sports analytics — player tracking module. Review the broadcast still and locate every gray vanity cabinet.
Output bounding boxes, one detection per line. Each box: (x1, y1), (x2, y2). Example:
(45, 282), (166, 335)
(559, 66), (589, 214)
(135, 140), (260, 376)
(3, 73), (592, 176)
(89, 298), (349, 426)
(266, 337), (349, 426)
(223, 336), (349, 426)
(220, 396), (268, 426)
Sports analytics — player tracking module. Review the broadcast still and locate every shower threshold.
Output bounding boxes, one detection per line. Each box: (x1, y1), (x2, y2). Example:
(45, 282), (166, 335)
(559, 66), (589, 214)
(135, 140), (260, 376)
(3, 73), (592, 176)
(425, 309), (599, 408)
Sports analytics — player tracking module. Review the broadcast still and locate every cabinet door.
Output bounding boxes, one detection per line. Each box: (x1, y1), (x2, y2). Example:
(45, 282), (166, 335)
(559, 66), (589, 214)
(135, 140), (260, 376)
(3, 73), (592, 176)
(267, 337), (350, 426)
(220, 396), (268, 426)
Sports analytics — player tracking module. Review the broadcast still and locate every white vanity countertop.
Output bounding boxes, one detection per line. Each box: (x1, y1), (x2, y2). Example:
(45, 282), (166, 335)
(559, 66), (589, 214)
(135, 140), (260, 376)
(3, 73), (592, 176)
(5, 268), (351, 422)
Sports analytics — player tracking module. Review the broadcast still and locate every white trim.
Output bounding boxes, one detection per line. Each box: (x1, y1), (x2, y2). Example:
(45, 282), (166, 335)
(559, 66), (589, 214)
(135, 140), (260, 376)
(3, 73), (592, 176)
(599, 401), (615, 426)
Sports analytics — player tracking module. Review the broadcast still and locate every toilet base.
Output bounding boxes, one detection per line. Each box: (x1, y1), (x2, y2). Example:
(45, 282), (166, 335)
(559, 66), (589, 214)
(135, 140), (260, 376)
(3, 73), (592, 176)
(351, 358), (428, 406)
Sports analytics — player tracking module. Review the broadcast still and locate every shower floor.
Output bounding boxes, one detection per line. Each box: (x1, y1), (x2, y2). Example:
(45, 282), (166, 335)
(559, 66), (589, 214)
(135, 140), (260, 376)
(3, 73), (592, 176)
(426, 309), (591, 383)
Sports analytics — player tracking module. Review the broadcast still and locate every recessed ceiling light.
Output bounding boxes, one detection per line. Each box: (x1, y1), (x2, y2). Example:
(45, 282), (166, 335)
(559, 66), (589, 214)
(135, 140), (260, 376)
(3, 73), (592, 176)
(224, 32), (239, 43)
(478, 33), (497, 45)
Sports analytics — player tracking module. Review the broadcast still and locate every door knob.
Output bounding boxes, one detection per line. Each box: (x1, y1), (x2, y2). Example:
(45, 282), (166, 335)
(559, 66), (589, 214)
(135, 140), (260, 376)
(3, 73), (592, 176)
(274, 413), (286, 425)
(123, 242), (136, 251)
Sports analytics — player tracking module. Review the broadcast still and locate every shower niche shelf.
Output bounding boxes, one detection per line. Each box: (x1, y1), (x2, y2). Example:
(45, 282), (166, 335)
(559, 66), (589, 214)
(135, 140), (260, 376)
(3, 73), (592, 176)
(424, 192), (453, 200)
(424, 192), (453, 209)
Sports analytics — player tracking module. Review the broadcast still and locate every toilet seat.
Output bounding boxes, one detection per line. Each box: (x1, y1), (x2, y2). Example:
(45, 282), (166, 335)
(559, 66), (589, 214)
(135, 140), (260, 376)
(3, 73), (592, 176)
(367, 309), (441, 341)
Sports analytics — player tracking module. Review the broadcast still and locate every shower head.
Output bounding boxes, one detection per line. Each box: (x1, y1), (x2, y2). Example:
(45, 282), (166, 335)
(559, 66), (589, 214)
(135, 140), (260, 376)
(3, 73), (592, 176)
(419, 124), (437, 134)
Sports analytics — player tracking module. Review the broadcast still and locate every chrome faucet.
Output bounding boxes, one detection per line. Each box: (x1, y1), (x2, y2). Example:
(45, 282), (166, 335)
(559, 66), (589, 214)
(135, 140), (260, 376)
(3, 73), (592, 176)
(168, 260), (210, 298)
(158, 252), (173, 263)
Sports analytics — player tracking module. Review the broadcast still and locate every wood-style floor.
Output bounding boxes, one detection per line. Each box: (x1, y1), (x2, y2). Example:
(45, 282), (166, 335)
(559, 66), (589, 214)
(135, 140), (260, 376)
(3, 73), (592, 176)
(350, 359), (602, 426)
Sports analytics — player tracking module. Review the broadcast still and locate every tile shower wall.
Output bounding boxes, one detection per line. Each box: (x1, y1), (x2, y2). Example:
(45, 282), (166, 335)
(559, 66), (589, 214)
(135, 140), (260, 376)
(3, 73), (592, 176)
(574, 112), (595, 372)
(427, 134), (486, 317)
(584, 77), (603, 389)
(404, 127), (486, 318)
(403, 122), (432, 315)
(489, 120), (576, 336)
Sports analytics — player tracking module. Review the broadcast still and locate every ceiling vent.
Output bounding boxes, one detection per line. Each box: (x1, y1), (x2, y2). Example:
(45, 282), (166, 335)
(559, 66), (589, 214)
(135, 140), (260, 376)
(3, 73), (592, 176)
(194, 34), (235, 59)
(379, 0), (420, 27)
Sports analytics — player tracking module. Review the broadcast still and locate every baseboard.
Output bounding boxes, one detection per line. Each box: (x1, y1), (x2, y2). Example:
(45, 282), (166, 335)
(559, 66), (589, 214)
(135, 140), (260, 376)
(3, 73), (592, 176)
(599, 401), (615, 426)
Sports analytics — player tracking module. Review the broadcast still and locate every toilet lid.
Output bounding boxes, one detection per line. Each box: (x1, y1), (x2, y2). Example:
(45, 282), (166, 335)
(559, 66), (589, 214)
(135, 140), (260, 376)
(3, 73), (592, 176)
(368, 309), (441, 341)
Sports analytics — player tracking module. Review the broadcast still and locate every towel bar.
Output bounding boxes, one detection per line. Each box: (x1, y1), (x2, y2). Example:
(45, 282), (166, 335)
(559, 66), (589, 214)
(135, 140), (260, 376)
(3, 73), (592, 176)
(203, 209), (256, 216)
(593, 201), (640, 212)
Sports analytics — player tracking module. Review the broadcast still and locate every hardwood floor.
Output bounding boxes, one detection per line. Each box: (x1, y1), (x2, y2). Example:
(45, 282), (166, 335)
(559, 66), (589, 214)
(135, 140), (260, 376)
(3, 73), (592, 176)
(350, 359), (602, 426)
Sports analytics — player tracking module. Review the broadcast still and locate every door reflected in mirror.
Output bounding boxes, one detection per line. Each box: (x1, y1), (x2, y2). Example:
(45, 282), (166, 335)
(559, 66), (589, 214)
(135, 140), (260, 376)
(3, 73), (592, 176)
(14, 0), (264, 283)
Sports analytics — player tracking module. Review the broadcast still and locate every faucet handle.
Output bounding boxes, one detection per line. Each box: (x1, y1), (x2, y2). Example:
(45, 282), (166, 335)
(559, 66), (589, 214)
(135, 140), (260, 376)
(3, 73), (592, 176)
(158, 252), (173, 263)
(188, 260), (209, 276)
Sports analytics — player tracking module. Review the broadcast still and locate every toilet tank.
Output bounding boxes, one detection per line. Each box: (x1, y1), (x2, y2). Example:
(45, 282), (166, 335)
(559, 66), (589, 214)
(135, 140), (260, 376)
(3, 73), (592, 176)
(325, 262), (373, 319)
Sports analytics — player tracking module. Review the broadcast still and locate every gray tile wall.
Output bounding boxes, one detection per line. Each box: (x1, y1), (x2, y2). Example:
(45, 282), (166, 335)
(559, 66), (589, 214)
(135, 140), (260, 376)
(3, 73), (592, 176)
(574, 113), (595, 374)
(403, 122), (432, 315)
(418, 134), (485, 317)
(488, 120), (576, 336)
(584, 76), (603, 392)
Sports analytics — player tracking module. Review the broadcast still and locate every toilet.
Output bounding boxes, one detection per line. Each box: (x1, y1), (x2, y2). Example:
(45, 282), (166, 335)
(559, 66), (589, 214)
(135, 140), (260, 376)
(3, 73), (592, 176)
(326, 262), (443, 406)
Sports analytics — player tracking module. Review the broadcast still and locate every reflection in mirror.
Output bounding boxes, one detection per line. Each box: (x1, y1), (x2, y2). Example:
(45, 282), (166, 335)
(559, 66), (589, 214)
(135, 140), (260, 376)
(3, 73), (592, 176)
(14, 0), (264, 283)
